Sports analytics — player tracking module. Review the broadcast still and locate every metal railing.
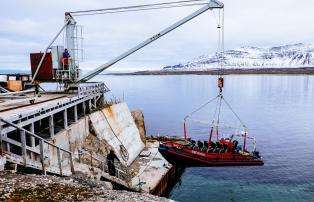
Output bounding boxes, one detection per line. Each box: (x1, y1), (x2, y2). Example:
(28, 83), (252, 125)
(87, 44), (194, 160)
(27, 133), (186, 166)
(78, 83), (110, 97)
(78, 149), (131, 182)
(0, 117), (74, 176)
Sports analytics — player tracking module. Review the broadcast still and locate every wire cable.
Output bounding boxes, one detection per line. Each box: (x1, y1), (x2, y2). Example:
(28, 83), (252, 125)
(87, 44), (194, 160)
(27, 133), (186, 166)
(71, 3), (208, 16)
(69, 0), (207, 14)
(216, 94), (222, 124)
(222, 96), (247, 128)
(184, 95), (220, 120)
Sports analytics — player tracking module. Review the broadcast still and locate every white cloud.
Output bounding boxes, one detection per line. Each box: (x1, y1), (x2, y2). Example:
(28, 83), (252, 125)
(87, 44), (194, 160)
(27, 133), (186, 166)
(1, 0), (314, 71)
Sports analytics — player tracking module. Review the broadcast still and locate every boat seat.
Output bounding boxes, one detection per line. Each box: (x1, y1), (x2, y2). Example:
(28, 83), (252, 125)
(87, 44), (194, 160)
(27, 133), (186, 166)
(197, 141), (203, 149)
(236, 145), (242, 151)
(223, 144), (228, 150)
(204, 141), (208, 148)
(210, 141), (216, 148)
(233, 140), (238, 148)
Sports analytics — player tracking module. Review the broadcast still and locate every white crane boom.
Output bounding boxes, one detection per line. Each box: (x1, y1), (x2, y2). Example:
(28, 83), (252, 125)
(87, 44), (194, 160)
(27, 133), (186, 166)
(76, 0), (223, 82)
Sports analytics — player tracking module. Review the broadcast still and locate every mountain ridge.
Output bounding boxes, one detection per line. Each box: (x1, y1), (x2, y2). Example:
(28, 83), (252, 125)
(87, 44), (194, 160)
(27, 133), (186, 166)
(163, 43), (314, 70)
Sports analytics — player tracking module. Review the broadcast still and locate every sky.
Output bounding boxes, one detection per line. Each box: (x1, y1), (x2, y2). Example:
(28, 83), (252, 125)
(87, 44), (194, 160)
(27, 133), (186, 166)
(1, 0), (314, 71)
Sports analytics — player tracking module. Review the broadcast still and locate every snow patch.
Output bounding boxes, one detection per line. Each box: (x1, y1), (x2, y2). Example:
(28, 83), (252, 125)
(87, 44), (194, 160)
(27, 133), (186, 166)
(163, 43), (314, 70)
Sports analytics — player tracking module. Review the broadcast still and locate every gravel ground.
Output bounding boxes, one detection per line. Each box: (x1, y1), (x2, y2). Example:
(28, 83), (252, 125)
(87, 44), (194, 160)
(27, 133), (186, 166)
(0, 171), (172, 202)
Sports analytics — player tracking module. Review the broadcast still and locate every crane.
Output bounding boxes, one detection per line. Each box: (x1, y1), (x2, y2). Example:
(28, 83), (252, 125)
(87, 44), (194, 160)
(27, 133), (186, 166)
(31, 0), (224, 85)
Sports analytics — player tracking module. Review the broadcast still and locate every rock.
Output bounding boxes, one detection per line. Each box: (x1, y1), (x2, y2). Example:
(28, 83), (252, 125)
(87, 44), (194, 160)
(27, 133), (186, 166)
(131, 110), (147, 144)
(103, 181), (113, 190)
(0, 166), (172, 202)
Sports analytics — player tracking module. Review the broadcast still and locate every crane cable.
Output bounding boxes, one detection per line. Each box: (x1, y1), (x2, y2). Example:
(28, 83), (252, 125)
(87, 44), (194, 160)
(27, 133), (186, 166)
(221, 96), (247, 128)
(216, 8), (225, 77)
(184, 95), (220, 121)
(71, 3), (208, 17)
(70, 0), (208, 16)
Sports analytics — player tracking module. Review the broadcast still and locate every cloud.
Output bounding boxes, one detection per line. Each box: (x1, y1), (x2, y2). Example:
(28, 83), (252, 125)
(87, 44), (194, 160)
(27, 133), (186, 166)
(1, 0), (314, 71)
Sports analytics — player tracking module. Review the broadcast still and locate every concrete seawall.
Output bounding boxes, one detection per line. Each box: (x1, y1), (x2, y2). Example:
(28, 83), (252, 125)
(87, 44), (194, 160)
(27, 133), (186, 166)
(0, 90), (180, 198)
(46, 102), (178, 196)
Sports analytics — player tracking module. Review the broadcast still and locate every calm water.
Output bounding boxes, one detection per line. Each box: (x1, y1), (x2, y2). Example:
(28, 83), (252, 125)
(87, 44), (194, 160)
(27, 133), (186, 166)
(94, 74), (314, 202)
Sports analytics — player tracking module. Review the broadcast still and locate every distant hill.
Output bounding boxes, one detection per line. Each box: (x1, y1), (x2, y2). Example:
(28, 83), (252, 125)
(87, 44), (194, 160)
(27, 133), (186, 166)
(0, 69), (31, 74)
(163, 43), (314, 70)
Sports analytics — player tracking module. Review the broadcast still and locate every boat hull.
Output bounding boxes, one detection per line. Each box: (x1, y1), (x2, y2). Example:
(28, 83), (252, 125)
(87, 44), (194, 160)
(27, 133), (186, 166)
(159, 143), (264, 167)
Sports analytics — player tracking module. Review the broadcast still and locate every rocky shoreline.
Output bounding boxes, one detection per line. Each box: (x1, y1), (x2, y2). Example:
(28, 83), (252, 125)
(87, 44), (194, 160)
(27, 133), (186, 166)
(0, 171), (172, 202)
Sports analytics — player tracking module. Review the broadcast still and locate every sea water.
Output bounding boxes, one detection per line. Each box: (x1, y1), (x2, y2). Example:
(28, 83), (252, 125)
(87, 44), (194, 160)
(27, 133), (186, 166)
(94, 74), (314, 202)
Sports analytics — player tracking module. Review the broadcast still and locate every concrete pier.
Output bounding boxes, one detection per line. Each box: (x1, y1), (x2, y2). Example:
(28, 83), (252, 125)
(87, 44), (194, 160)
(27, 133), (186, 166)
(0, 83), (178, 196)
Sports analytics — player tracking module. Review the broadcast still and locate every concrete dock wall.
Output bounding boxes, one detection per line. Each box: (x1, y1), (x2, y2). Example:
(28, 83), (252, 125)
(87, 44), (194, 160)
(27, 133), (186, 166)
(47, 102), (144, 169)
(1, 100), (176, 196)
(90, 103), (145, 167)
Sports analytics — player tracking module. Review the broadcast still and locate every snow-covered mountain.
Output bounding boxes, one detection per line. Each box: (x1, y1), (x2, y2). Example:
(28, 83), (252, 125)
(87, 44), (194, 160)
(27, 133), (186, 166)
(163, 43), (314, 70)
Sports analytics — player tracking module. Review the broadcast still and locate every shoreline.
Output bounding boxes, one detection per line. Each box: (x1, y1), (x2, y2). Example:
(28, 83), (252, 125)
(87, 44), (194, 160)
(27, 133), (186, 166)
(104, 67), (314, 75)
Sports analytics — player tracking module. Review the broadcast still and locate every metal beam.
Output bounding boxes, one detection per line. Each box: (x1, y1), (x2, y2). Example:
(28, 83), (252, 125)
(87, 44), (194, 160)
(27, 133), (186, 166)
(1, 95), (101, 134)
(0, 89), (34, 96)
(0, 86), (9, 93)
(0, 117), (74, 175)
(49, 115), (54, 138)
(74, 105), (78, 122)
(20, 130), (27, 166)
(63, 109), (68, 129)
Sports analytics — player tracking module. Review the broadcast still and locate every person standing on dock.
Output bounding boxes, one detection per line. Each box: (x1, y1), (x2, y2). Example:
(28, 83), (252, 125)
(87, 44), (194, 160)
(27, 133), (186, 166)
(62, 49), (71, 70)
